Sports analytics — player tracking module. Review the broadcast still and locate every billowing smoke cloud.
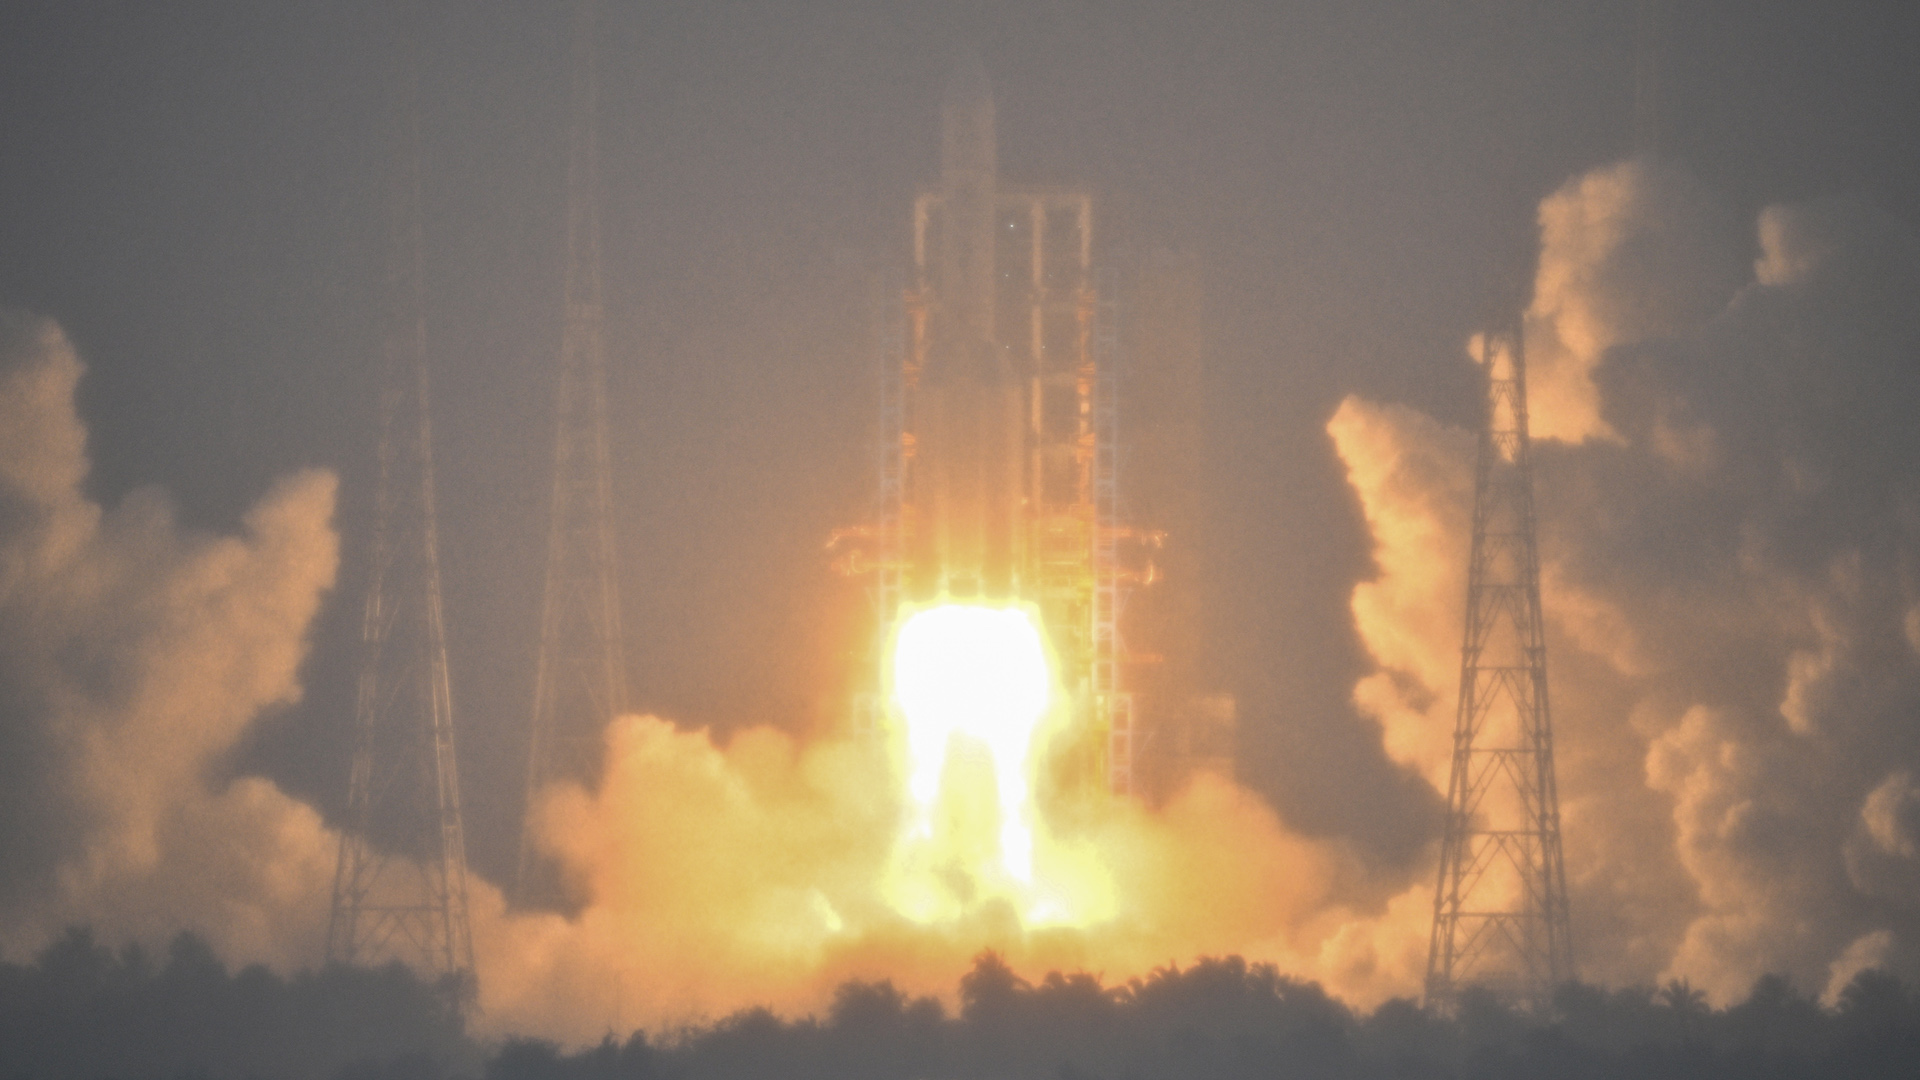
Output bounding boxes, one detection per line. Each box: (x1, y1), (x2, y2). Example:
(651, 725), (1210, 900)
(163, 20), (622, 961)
(0, 307), (1432, 1044)
(1522, 160), (1749, 445)
(0, 313), (340, 968)
(1334, 158), (1920, 1003)
(9, 151), (1916, 1042)
(473, 716), (1437, 1043)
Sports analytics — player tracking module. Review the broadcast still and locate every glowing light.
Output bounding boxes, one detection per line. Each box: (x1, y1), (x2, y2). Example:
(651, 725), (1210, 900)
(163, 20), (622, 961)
(885, 603), (1056, 920)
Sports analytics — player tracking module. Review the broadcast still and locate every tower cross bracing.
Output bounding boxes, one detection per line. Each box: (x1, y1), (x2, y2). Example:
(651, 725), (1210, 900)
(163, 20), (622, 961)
(518, 0), (629, 909)
(327, 65), (475, 993)
(1427, 324), (1574, 1008)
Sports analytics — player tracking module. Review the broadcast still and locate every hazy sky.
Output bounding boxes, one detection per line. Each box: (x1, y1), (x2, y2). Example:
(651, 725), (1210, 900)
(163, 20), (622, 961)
(3, 0), (1917, 909)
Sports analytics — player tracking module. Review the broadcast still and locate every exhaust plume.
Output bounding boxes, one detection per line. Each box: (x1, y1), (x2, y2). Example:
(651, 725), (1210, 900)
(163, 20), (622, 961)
(0, 310), (1432, 1044)
(0, 313), (339, 968)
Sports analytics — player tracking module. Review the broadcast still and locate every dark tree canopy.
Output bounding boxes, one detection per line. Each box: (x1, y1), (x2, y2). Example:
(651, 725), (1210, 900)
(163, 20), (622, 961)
(7, 935), (1920, 1080)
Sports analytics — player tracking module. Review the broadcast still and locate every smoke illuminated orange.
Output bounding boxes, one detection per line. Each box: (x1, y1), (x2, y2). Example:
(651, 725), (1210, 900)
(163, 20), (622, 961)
(883, 603), (1106, 926)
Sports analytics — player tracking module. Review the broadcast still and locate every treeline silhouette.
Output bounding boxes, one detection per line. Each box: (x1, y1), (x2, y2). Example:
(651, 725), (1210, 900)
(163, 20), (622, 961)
(0, 928), (473, 1080)
(5, 930), (1919, 1080)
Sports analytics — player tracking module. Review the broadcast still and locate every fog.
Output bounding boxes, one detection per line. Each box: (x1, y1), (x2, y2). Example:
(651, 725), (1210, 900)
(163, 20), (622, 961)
(3, 0), (1920, 1071)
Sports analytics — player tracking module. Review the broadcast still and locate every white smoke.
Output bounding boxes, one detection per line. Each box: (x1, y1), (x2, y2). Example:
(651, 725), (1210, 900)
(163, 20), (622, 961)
(0, 309), (1431, 1045)
(7, 151), (1918, 1038)
(0, 313), (340, 968)
(1333, 158), (1920, 1002)
(1522, 159), (1746, 445)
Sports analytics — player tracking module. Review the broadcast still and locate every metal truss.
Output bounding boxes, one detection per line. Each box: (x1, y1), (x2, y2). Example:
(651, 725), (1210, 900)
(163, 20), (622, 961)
(1427, 323), (1573, 1009)
(518, 0), (629, 910)
(327, 63), (475, 998)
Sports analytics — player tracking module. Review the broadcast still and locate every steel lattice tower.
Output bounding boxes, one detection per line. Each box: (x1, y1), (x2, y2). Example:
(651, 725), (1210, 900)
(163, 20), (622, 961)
(1427, 323), (1573, 1008)
(518, 0), (629, 909)
(327, 67), (475, 992)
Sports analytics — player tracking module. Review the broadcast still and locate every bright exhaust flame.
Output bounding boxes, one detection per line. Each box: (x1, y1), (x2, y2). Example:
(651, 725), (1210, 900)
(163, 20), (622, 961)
(885, 603), (1058, 922)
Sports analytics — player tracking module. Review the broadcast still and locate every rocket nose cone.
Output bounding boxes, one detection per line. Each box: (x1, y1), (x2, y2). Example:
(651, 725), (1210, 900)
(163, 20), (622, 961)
(944, 48), (992, 111)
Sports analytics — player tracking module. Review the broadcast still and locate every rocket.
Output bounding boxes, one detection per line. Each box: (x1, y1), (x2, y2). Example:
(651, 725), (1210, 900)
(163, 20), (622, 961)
(915, 53), (1026, 601)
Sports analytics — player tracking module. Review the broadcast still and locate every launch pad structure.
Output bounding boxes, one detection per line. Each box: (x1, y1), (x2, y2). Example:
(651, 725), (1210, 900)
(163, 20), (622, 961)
(843, 56), (1232, 800)
(842, 56), (1135, 795)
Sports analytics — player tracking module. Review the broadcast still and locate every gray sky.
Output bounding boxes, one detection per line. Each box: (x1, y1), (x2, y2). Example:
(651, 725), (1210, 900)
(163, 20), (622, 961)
(3, 0), (1915, 891)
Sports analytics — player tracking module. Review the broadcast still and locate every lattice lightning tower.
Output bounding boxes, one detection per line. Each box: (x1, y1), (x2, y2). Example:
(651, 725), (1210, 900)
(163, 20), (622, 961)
(1427, 323), (1573, 1008)
(327, 67), (476, 991)
(518, 0), (629, 909)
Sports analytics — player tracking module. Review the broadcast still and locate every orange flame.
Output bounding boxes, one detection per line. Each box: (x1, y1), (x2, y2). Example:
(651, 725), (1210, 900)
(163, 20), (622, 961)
(881, 603), (1113, 927)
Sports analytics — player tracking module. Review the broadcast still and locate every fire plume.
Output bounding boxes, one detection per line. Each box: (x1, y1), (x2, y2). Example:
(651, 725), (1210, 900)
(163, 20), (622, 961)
(883, 603), (1109, 927)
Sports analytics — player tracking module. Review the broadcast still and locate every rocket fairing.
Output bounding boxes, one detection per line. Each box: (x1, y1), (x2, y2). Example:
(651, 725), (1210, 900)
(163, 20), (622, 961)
(914, 53), (1026, 602)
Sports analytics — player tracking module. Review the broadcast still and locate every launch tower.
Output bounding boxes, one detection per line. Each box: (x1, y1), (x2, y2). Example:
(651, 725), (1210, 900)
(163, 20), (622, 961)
(518, 0), (629, 909)
(860, 56), (1134, 792)
(843, 56), (1239, 809)
(327, 67), (476, 991)
(1427, 324), (1574, 1007)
